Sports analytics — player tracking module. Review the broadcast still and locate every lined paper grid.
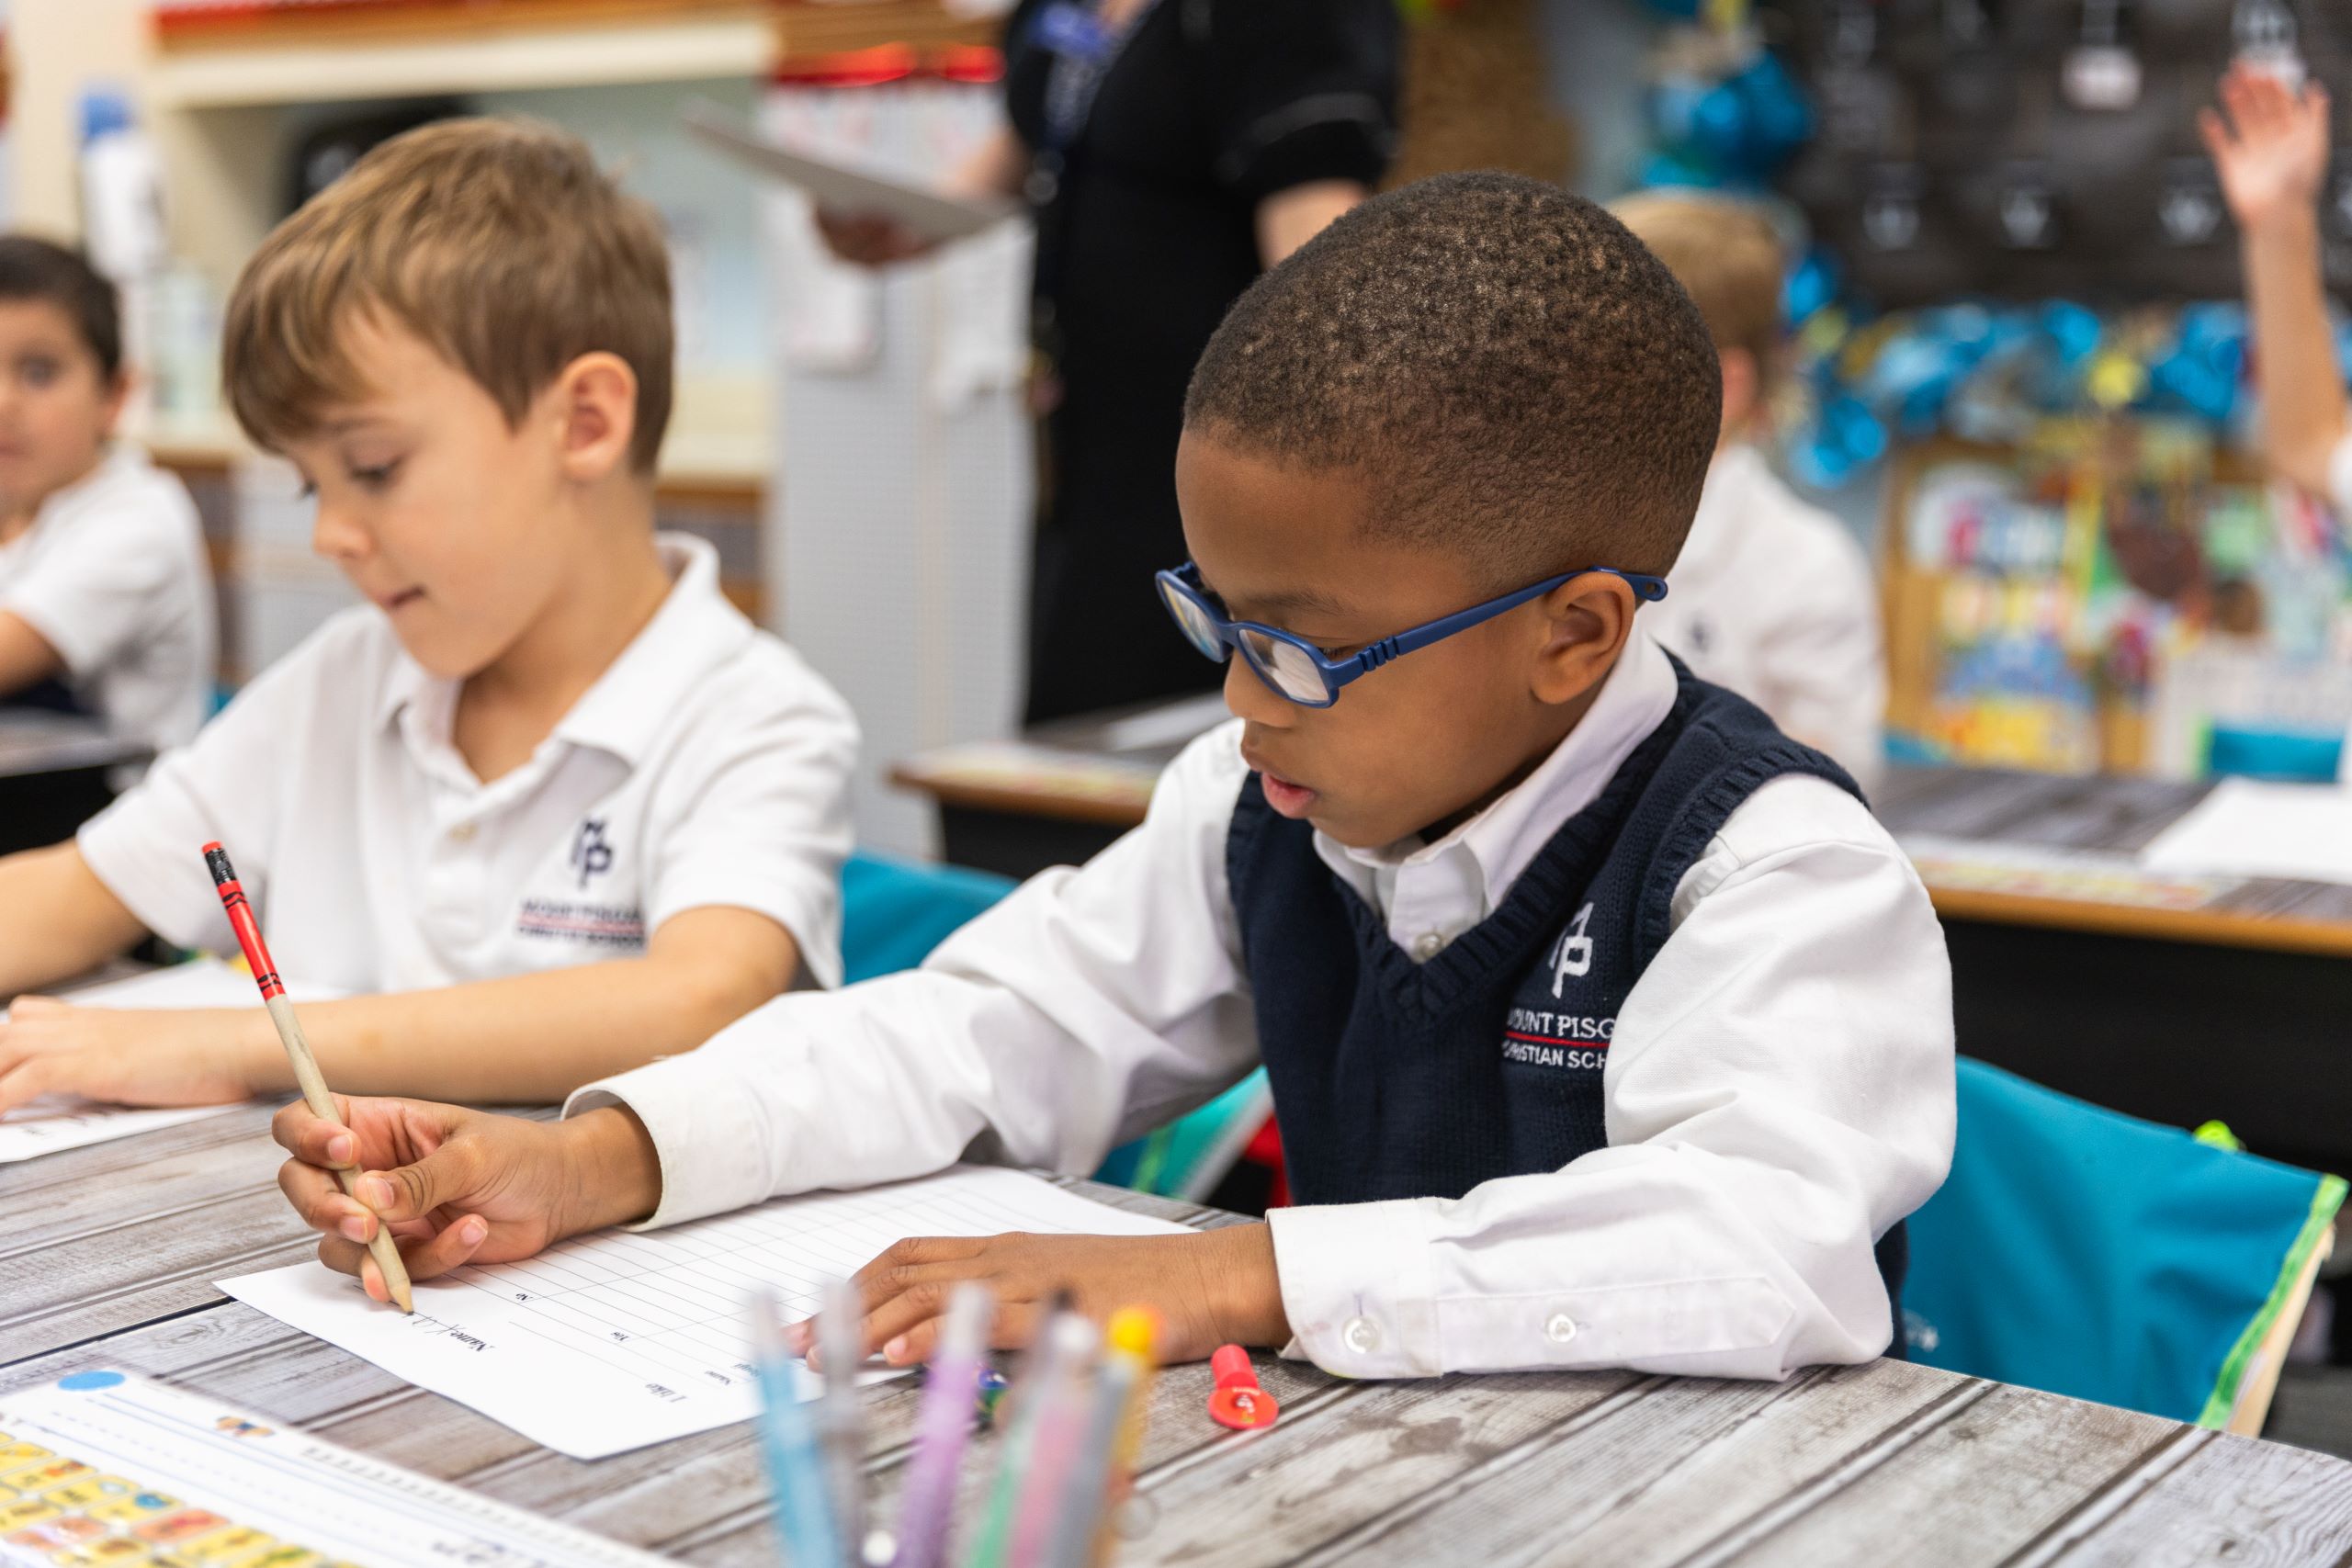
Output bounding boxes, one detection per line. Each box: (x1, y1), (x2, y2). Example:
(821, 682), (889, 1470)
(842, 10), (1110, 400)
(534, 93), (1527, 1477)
(220, 1165), (1188, 1458)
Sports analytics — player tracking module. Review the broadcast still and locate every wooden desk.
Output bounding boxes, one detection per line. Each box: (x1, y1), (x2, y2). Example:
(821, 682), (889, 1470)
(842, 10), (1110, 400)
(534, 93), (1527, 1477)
(0, 713), (149, 857)
(6, 1107), (2350, 1565)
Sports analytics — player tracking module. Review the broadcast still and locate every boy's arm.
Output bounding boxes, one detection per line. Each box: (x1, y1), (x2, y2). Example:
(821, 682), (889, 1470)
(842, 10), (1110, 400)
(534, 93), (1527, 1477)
(562, 724), (1264, 1228)
(2203, 65), (2346, 497)
(0, 611), (67, 697)
(0, 842), (148, 998)
(1264, 782), (1952, 1382)
(0, 904), (799, 1111)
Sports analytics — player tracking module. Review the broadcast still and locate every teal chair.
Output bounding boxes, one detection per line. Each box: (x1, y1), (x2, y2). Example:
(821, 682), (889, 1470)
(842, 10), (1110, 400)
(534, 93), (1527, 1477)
(840, 851), (1015, 986)
(837, 851), (1268, 1200)
(1904, 1058), (2344, 1431)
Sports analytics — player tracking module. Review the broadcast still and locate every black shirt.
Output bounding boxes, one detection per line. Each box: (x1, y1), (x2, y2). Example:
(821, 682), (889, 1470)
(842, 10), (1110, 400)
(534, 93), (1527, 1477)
(1003, 0), (1399, 723)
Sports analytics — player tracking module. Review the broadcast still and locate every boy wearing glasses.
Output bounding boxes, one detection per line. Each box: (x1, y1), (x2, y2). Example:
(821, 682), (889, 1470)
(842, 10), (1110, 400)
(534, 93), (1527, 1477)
(274, 175), (1956, 1383)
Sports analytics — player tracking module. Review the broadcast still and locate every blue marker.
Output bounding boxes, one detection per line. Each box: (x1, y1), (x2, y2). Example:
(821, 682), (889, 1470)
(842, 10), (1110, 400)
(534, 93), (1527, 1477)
(752, 1289), (844, 1567)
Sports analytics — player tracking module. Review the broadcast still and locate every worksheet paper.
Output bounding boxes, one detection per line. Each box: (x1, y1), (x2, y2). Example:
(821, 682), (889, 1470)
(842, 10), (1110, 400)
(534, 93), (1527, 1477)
(221, 1165), (1190, 1459)
(0, 959), (340, 1164)
(0, 1369), (665, 1566)
(2139, 777), (2352, 886)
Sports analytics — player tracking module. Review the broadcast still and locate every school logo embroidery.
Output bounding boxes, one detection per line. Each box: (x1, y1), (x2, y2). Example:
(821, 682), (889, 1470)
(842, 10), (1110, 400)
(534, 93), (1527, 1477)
(516, 897), (648, 950)
(571, 818), (615, 888)
(1507, 903), (1614, 1072)
(1549, 903), (1595, 998)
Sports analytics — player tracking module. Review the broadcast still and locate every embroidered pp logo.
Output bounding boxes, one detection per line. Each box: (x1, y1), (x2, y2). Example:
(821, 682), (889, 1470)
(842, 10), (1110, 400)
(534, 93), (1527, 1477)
(1548, 903), (1595, 998)
(571, 818), (615, 889)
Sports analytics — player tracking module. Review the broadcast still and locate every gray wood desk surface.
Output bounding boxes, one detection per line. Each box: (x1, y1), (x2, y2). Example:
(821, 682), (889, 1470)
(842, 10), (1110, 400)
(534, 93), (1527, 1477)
(5, 1109), (2349, 1566)
(0, 712), (149, 782)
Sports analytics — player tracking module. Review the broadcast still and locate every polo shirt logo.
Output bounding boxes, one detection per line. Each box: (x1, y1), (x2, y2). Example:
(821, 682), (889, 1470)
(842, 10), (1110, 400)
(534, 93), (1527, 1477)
(571, 818), (615, 888)
(1549, 902), (1595, 998)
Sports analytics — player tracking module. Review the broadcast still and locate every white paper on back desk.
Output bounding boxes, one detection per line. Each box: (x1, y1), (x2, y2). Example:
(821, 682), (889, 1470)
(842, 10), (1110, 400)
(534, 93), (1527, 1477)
(2139, 777), (2352, 886)
(0, 959), (342, 1163)
(220, 1164), (1190, 1458)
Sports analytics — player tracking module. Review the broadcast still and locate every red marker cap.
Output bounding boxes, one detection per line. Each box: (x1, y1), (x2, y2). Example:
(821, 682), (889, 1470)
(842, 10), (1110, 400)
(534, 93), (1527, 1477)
(1205, 1344), (1278, 1430)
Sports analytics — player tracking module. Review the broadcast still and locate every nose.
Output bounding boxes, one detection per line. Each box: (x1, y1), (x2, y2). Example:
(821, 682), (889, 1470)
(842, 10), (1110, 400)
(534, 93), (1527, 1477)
(1223, 650), (1295, 728)
(310, 496), (371, 565)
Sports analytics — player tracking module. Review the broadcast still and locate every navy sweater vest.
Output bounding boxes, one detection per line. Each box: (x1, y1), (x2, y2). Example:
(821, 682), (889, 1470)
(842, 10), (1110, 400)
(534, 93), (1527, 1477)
(1227, 661), (1908, 1323)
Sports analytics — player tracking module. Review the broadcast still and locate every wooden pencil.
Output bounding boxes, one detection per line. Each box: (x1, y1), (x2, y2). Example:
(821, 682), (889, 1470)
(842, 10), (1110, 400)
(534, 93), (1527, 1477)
(202, 841), (415, 1313)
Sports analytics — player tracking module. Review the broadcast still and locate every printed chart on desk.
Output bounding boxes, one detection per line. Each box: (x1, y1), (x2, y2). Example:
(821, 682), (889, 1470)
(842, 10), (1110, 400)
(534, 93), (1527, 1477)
(0, 1370), (665, 1566)
(0, 960), (344, 1164)
(222, 1166), (1189, 1458)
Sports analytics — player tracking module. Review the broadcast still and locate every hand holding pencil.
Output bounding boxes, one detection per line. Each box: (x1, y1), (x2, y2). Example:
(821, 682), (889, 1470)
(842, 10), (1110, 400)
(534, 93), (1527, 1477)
(205, 841), (414, 1312)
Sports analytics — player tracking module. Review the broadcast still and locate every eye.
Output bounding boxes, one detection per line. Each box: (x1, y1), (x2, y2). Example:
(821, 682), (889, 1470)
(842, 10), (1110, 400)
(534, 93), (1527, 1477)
(19, 355), (58, 388)
(346, 458), (401, 491)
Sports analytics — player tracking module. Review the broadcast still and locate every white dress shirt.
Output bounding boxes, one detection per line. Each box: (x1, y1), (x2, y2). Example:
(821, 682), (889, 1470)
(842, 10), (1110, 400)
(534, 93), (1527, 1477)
(0, 446), (215, 761)
(80, 533), (859, 993)
(571, 628), (1954, 1382)
(1643, 444), (1886, 792)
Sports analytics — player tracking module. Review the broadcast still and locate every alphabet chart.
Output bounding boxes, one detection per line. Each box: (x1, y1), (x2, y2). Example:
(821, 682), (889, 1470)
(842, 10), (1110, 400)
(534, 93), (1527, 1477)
(221, 1166), (1188, 1459)
(0, 962), (342, 1165)
(0, 1370), (666, 1566)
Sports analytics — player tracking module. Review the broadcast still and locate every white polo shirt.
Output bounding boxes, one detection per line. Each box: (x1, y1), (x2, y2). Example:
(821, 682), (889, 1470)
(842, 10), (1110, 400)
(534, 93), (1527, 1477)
(0, 445), (216, 758)
(1642, 444), (1886, 792)
(79, 533), (858, 994)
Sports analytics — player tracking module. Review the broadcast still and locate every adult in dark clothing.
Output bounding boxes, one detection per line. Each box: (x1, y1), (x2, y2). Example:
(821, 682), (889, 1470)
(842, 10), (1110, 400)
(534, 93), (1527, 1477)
(821, 0), (1399, 723)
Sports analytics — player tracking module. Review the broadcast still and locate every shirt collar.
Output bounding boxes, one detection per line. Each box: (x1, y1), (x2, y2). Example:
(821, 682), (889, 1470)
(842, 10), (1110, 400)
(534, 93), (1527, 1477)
(374, 533), (750, 767)
(1313, 625), (1680, 911)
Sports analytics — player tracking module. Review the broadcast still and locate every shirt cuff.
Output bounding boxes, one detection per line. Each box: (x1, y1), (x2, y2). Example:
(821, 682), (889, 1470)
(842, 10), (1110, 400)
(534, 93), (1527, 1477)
(1267, 1199), (1440, 1378)
(564, 1053), (785, 1230)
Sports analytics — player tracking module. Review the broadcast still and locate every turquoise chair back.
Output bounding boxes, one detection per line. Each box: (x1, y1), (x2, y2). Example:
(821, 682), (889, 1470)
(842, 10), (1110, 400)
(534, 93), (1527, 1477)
(1905, 1058), (2344, 1426)
(839, 852), (1015, 986)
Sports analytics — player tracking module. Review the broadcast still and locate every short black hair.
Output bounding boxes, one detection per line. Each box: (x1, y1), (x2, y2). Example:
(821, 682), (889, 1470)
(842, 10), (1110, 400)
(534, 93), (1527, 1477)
(1184, 172), (1721, 584)
(0, 236), (123, 382)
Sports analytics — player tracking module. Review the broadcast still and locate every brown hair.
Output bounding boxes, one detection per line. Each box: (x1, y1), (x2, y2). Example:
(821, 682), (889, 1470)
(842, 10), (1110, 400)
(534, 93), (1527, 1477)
(1185, 172), (1721, 583)
(1611, 191), (1785, 389)
(0, 236), (121, 381)
(224, 117), (673, 472)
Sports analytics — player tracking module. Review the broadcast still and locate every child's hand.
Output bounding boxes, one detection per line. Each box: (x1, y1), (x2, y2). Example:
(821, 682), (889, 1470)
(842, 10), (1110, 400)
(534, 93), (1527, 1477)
(273, 1097), (661, 1304)
(2201, 63), (2334, 231)
(789, 1224), (1291, 1370)
(0, 1000), (277, 1114)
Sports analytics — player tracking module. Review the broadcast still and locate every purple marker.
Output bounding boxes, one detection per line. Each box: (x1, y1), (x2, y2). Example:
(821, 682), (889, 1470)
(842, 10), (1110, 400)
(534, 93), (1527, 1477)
(888, 1283), (994, 1568)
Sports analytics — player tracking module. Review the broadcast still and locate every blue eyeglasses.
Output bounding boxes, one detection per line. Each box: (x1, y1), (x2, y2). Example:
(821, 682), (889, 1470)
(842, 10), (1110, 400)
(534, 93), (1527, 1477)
(1155, 561), (1668, 708)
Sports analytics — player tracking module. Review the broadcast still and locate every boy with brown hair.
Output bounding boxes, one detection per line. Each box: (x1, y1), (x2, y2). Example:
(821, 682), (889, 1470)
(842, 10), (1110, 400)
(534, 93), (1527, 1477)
(0, 118), (856, 1112)
(1613, 192), (1886, 790)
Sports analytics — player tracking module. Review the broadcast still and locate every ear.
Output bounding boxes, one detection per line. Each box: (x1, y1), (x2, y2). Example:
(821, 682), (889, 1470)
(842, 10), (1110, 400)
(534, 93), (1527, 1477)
(1717, 346), (1758, 440)
(548, 351), (639, 483)
(96, 367), (132, 440)
(1528, 572), (1640, 706)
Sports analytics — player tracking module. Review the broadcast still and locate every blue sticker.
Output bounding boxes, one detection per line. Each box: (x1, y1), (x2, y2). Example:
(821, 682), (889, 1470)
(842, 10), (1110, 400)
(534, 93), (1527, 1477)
(58, 1370), (126, 1391)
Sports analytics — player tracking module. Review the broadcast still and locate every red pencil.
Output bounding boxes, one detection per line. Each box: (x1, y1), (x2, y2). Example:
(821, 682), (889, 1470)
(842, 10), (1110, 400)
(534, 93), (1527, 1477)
(203, 841), (414, 1313)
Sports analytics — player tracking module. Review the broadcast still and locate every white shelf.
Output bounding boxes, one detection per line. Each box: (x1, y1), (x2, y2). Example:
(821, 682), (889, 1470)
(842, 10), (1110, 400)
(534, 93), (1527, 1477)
(150, 12), (775, 109)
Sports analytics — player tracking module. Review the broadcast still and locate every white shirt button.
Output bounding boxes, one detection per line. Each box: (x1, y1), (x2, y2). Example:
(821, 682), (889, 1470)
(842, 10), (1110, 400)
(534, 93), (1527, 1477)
(1342, 1315), (1382, 1355)
(1414, 931), (1446, 960)
(1545, 1312), (1578, 1345)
